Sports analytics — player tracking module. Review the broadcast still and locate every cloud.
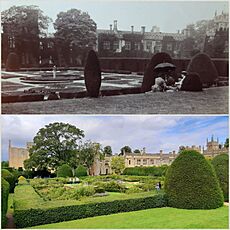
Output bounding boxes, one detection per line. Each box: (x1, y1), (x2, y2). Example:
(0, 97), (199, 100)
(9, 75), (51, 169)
(1, 115), (228, 161)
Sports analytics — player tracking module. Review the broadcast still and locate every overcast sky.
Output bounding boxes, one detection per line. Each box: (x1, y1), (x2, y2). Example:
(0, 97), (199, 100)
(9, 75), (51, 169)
(1, 115), (228, 161)
(1, 0), (228, 33)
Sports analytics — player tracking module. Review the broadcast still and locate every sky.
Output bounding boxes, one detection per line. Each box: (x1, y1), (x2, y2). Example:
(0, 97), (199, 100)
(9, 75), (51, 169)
(1, 115), (228, 161)
(1, 0), (229, 33)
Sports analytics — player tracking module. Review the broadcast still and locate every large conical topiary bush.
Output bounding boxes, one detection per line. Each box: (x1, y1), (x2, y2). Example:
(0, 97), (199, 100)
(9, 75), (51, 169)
(57, 164), (73, 178)
(181, 72), (203, 91)
(186, 53), (218, 86)
(2, 169), (16, 193)
(1, 178), (10, 228)
(165, 150), (224, 209)
(6, 52), (20, 71)
(212, 153), (229, 202)
(75, 165), (88, 177)
(84, 50), (101, 97)
(141, 52), (174, 92)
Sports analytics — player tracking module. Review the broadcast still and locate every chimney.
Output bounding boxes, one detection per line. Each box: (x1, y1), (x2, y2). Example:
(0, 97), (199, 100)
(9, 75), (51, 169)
(160, 150), (163, 156)
(114, 20), (118, 32)
(143, 147), (146, 154)
(110, 24), (112, 32)
(141, 26), (145, 34)
(131, 25), (134, 33)
(173, 150), (176, 156)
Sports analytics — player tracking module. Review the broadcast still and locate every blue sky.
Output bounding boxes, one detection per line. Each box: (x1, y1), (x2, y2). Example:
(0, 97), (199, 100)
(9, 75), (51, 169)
(1, 115), (228, 161)
(1, 1), (228, 33)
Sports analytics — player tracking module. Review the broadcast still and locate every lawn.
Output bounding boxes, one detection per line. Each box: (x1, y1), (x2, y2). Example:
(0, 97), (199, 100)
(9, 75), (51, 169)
(32, 206), (229, 229)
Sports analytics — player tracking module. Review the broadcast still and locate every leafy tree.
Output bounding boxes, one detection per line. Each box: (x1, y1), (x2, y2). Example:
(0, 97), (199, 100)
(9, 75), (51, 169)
(57, 164), (73, 178)
(75, 141), (102, 171)
(1, 5), (52, 37)
(54, 9), (96, 49)
(111, 156), (125, 175)
(133, 149), (141, 154)
(120, 146), (132, 155)
(75, 165), (88, 177)
(103, 146), (112, 156)
(24, 122), (84, 171)
(224, 138), (229, 148)
(1, 161), (9, 168)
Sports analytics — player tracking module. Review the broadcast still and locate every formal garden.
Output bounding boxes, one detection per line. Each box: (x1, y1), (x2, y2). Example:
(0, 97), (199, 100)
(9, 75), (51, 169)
(1, 151), (229, 229)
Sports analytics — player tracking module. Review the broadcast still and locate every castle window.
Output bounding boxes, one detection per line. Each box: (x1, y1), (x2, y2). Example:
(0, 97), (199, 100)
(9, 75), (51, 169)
(150, 159), (154, 165)
(113, 41), (119, 50)
(143, 159), (147, 165)
(137, 159), (141, 165)
(48, 42), (54, 48)
(134, 42), (141, 50)
(125, 41), (131, 50)
(146, 41), (152, 51)
(129, 160), (131, 165)
(9, 36), (15, 48)
(39, 42), (43, 50)
(167, 43), (173, 51)
(103, 41), (110, 50)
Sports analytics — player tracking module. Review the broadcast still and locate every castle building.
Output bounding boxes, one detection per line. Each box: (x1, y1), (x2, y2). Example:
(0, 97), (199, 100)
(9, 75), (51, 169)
(8, 137), (228, 175)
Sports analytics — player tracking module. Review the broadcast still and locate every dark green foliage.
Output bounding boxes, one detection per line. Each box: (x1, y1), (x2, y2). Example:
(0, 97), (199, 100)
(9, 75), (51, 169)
(141, 52), (174, 92)
(1, 161), (9, 168)
(120, 146), (132, 155)
(181, 72), (203, 91)
(75, 165), (87, 177)
(212, 154), (229, 202)
(123, 165), (168, 177)
(165, 150), (224, 209)
(14, 193), (166, 228)
(84, 50), (101, 97)
(57, 164), (73, 178)
(6, 52), (20, 71)
(224, 138), (229, 148)
(2, 169), (16, 193)
(1, 178), (10, 228)
(186, 53), (218, 85)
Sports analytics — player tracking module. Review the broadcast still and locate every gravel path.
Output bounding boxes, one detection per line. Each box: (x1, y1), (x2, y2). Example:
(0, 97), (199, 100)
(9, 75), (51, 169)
(2, 86), (228, 114)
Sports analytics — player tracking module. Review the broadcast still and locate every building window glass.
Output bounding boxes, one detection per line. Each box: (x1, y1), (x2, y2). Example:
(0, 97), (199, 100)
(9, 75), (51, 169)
(125, 41), (131, 50)
(137, 159), (141, 165)
(146, 41), (152, 50)
(129, 160), (131, 165)
(48, 42), (54, 48)
(9, 36), (15, 48)
(134, 42), (140, 50)
(113, 41), (119, 50)
(103, 41), (110, 50)
(143, 159), (147, 165)
(150, 159), (154, 165)
(39, 42), (43, 50)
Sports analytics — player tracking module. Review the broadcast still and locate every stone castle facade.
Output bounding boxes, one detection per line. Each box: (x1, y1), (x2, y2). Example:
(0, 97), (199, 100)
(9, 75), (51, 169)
(8, 137), (228, 175)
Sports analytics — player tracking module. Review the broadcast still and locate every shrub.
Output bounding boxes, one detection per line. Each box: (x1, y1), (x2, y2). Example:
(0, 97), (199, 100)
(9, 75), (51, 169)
(186, 52), (218, 85)
(6, 52), (20, 71)
(57, 164), (73, 178)
(212, 154), (229, 202)
(75, 165), (88, 177)
(165, 150), (224, 209)
(93, 181), (126, 193)
(141, 52), (174, 92)
(84, 50), (101, 97)
(2, 169), (16, 193)
(180, 72), (203, 91)
(123, 165), (168, 177)
(1, 178), (10, 228)
(14, 191), (166, 228)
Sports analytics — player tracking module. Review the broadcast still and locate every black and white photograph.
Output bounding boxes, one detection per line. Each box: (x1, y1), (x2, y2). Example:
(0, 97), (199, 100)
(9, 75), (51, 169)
(1, 0), (229, 114)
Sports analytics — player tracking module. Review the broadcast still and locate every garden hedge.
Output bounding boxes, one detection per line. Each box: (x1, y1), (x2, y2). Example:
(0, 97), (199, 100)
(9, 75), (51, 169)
(57, 164), (73, 178)
(14, 184), (166, 228)
(1, 178), (10, 228)
(123, 165), (168, 176)
(212, 154), (229, 201)
(75, 165), (88, 177)
(165, 150), (224, 209)
(2, 169), (16, 193)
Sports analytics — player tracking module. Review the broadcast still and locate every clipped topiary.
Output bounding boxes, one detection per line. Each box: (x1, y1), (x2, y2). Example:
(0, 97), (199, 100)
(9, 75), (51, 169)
(2, 169), (16, 193)
(180, 72), (203, 91)
(84, 50), (101, 97)
(75, 165), (88, 177)
(186, 52), (218, 85)
(165, 150), (224, 209)
(6, 52), (20, 71)
(1, 178), (10, 228)
(57, 164), (73, 178)
(141, 52), (174, 92)
(212, 154), (229, 202)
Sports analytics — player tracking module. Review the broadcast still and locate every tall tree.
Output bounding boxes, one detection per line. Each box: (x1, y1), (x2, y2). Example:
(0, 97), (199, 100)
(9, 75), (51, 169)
(1, 5), (52, 37)
(224, 138), (229, 148)
(54, 9), (97, 48)
(120, 146), (132, 155)
(24, 122), (84, 171)
(111, 156), (125, 175)
(103, 145), (112, 156)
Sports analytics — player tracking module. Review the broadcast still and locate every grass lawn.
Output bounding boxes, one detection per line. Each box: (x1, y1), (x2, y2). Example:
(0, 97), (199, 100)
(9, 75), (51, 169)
(32, 205), (229, 229)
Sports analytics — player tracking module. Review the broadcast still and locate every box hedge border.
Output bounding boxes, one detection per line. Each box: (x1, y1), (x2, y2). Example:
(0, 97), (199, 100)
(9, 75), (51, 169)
(14, 193), (166, 228)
